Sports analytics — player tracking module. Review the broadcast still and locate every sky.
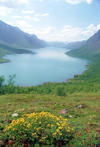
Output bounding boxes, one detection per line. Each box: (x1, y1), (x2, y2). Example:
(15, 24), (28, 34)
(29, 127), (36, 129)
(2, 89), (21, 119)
(0, 0), (100, 42)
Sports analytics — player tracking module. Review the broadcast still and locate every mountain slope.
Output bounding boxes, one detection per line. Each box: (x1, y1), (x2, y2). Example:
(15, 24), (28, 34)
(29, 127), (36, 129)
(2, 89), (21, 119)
(64, 40), (86, 50)
(0, 43), (33, 57)
(66, 30), (100, 60)
(0, 20), (48, 49)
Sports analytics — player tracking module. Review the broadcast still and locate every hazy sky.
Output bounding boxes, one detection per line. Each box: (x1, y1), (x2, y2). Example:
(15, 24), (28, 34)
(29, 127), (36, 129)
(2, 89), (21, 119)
(0, 0), (100, 42)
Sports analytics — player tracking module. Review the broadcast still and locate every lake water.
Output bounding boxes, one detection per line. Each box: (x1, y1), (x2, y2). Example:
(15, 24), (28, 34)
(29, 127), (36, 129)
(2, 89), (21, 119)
(0, 47), (89, 86)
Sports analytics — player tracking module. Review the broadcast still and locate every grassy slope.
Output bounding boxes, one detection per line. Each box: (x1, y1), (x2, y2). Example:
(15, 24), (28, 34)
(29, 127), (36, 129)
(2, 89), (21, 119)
(66, 44), (100, 60)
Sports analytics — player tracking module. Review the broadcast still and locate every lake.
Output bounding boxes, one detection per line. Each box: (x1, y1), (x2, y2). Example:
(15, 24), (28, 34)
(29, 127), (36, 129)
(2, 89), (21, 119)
(0, 47), (89, 86)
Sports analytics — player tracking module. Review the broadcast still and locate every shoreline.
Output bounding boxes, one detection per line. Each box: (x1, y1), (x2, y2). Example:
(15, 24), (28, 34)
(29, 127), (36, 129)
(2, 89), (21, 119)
(0, 50), (36, 64)
(0, 57), (10, 64)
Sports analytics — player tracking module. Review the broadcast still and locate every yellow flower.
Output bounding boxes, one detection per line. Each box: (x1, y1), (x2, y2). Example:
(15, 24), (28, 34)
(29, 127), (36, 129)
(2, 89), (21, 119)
(53, 133), (57, 137)
(59, 116), (62, 119)
(47, 124), (50, 127)
(59, 127), (63, 130)
(32, 133), (36, 136)
(13, 128), (16, 131)
(59, 132), (62, 136)
(36, 128), (40, 131)
(27, 123), (31, 128)
(56, 122), (60, 126)
(56, 129), (60, 132)
(66, 130), (70, 132)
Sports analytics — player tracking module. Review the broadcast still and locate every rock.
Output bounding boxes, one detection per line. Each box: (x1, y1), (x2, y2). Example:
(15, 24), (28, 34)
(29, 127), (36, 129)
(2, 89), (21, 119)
(12, 113), (18, 117)
(7, 103), (11, 107)
(77, 105), (83, 109)
(59, 109), (67, 114)
(0, 139), (4, 145)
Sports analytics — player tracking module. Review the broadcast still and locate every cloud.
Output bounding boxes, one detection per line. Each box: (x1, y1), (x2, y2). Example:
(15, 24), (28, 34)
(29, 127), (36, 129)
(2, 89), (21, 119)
(97, 24), (100, 30)
(60, 25), (83, 42)
(65, 0), (84, 4)
(82, 24), (100, 36)
(24, 16), (40, 21)
(0, 0), (29, 8)
(65, 0), (93, 4)
(41, 13), (49, 16)
(16, 20), (32, 27)
(21, 10), (34, 14)
(0, 6), (11, 16)
(43, 27), (56, 34)
(34, 13), (49, 17)
(86, 0), (93, 4)
(24, 27), (56, 37)
(12, 16), (22, 19)
(24, 23), (100, 42)
(86, 24), (96, 31)
(17, 0), (28, 4)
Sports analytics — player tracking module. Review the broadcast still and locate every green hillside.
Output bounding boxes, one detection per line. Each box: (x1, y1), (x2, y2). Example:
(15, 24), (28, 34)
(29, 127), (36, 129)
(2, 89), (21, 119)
(66, 30), (100, 60)
(0, 43), (34, 63)
(66, 44), (100, 60)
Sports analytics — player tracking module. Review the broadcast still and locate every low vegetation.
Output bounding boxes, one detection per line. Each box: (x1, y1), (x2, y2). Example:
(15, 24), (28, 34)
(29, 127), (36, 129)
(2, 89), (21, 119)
(3, 111), (74, 146)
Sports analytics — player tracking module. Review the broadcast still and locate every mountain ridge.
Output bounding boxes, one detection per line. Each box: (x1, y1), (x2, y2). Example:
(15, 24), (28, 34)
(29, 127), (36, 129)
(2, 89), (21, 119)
(66, 29), (100, 60)
(48, 41), (66, 48)
(64, 40), (86, 50)
(0, 20), (48, 49)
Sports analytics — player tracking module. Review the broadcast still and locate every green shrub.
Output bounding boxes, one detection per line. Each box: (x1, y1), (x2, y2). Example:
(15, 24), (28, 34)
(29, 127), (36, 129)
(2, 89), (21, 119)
(56, 86), (66, 96)
(3, 112), (74, 146)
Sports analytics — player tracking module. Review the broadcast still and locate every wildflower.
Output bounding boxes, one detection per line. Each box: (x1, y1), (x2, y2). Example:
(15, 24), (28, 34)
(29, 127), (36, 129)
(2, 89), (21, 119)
(27, 123), (31, 128)
(59, 132), (62, 136)
(53, 133), (57, 137)
(59, 127), (63, 130)
(56, 129), (60, 132)
(66, 130), (70, 132)
(47, 124), (50, 127)
(51, 124), (54, 127)
(56, 122), (60, 126)
(32, 133), (36, 136)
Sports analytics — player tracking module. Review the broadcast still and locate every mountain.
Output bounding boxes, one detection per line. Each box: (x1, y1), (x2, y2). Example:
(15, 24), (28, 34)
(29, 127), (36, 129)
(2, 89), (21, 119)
(66, 30), (100, 60)
(48, 41), (66, 48)
(64, 40), (86, 50)
(0, 20), (48, 49)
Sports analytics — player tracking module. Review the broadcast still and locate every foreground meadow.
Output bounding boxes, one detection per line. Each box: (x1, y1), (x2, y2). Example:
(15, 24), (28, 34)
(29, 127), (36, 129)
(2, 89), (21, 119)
(0, 92), (100, 146)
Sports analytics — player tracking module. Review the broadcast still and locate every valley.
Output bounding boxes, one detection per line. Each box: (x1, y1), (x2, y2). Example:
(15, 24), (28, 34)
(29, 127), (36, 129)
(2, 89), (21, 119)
(0, 20), (100, 146)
